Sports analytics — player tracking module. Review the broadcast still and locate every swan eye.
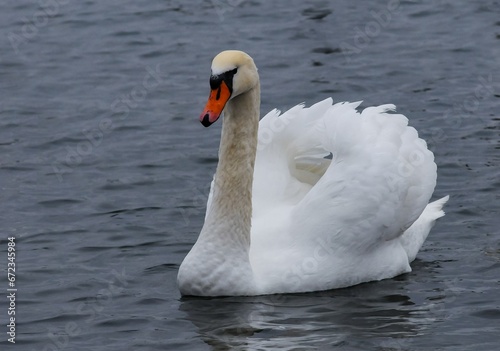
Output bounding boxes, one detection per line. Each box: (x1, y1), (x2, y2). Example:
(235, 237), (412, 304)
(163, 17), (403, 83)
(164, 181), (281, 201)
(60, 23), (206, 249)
(221, 68), (238, 83)
(210, 68), (238, 92)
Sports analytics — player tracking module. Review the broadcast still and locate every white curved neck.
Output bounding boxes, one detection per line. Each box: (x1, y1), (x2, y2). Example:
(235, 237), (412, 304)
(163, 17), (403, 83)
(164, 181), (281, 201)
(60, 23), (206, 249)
(178, 83), (261, 296)
(201, 83), (260, 250)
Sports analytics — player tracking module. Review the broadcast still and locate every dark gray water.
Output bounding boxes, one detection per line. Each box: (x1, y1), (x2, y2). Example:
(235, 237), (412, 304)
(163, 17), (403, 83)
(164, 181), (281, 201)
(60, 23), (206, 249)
(0, 0), (499, 350)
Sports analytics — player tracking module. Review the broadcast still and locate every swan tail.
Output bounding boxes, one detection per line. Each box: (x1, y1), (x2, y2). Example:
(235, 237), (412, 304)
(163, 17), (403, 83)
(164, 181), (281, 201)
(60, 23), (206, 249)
(400, 195), (450, 263)
(425, 195), (449, 220)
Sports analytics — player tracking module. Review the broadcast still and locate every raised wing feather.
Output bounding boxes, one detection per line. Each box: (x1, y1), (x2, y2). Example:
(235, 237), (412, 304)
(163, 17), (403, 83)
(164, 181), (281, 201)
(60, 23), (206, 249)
(251, 99), (436, 255)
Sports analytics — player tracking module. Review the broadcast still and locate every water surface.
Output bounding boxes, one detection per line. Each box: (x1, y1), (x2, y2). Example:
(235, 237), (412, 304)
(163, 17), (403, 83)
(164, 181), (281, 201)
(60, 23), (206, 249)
(0, 0), (499, 350)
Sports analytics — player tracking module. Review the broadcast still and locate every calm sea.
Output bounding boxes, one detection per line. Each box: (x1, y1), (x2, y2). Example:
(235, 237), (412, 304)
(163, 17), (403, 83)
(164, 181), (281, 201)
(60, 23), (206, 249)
(0, 0), (499, 350)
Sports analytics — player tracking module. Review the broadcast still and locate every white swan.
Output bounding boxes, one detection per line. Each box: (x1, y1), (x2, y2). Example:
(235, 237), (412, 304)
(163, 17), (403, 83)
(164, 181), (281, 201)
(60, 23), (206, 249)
(177, 50), (448, 296)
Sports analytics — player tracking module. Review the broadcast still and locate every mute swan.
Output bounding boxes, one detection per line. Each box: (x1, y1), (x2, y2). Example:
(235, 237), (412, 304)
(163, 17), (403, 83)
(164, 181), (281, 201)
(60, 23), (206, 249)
(177, 50), (448, 296)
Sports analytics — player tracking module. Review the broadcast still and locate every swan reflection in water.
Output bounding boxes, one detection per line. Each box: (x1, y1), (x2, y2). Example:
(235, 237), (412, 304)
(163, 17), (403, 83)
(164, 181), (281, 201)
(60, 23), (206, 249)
(179, 270), (453, 350)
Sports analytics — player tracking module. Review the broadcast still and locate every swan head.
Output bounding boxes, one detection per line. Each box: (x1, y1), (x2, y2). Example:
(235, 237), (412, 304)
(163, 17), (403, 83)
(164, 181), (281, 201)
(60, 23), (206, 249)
(200, 50), (259, 127)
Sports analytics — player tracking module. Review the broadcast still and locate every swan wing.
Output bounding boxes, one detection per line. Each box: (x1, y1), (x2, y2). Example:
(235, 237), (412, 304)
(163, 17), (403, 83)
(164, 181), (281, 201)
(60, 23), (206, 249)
(292, 100), (437, 245)
(250, 99), (439, 292)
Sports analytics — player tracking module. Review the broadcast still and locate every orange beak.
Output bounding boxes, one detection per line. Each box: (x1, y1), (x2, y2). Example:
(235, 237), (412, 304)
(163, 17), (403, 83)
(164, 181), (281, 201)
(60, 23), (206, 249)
(199, 81), (232, 127)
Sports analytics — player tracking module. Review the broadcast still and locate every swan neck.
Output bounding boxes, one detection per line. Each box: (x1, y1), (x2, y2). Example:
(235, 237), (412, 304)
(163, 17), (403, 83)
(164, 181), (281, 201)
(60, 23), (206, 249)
(203, 84), (260, 247)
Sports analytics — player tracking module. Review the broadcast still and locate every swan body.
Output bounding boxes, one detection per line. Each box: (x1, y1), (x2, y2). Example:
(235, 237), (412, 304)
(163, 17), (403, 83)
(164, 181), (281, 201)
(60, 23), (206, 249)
(177, 50), (448, 296)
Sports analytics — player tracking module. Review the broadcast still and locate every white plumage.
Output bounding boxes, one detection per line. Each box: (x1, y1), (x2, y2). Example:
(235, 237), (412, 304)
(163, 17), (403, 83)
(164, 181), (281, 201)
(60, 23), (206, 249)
(178, 51), (448, 296)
